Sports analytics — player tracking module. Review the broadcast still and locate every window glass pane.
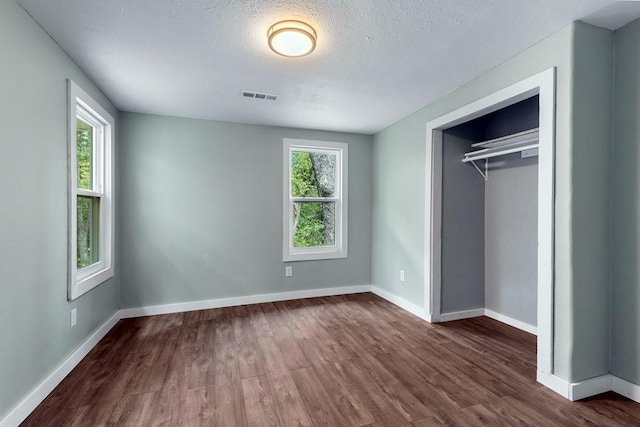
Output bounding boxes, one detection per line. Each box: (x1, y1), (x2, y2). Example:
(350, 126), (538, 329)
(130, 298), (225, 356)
(77, 195), (100, 268)
(76, 117), (93, 190)
(293, 201), (335, 247)
(291, 151), (336, 198)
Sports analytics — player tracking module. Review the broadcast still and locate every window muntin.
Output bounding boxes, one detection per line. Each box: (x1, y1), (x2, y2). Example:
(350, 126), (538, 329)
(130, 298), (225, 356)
(68, 80), (114, 300)
(284, 139), (347, 261)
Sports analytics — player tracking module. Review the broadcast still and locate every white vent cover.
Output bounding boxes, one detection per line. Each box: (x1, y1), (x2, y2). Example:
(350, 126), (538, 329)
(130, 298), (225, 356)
(241, 90), (278, 101)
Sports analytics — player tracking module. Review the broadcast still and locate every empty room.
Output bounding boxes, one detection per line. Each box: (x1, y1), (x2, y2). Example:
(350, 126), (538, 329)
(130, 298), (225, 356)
(3, 0), (640, 425)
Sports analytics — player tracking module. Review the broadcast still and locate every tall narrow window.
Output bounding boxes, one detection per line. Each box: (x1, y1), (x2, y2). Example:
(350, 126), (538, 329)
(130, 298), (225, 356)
(68, 80), (114, 300)
(283, 139), (348, 261)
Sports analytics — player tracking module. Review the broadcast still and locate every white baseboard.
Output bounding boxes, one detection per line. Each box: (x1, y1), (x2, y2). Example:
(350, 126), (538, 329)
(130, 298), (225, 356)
(612, 376), (640, 403)
(435, 307), (537, 335)
(0, 311), (121, 427)
(538, 371), (640, 404)
(569, 375), (613, 401)
(537, 370), (572, 399)
(119, 285), (372, 318)
(438, 308), (485, 322)
(370, 286), (432, 322)
(484, 309), (537, 335)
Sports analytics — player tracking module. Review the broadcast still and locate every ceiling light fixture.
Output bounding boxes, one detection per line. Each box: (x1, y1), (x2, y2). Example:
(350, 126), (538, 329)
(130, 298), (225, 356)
(268, 20), (317, 58)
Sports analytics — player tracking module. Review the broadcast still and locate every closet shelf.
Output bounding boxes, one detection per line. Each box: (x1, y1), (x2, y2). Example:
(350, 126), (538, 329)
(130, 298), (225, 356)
(462, 128), (539, 163)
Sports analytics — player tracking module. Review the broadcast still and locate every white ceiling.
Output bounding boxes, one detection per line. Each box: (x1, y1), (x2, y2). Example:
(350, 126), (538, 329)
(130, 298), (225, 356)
(17, 0), (640, 134)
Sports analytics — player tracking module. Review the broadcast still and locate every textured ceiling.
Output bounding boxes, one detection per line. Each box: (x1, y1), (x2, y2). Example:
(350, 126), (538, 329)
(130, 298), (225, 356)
(17, 0), (640, 134)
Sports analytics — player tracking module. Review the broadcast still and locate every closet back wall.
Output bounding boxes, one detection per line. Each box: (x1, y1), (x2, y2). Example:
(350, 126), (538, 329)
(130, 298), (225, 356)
(485, 154), (538, 326)
(484, 97), (539, 327)
(119, 113), (373, 309)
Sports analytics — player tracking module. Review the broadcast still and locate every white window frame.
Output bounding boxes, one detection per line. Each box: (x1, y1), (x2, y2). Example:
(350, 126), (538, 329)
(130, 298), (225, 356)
(283, 138), (348, 262)
(68, 80), (115, 300)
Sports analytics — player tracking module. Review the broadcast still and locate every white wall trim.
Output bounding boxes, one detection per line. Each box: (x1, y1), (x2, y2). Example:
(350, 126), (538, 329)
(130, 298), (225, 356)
(537, 371), (571, 399)
(568, 375), (613, 401)
(372, 289), (539, 336)
(436, 307), (537, 335)
(0, 311), (121, 427)
(438, 308), (485, 322)
(119, 285), (372, 318)
(612, 376), (640, 403)
(538, 372), (640, 404)
(484, 309), (537, 335)
(371, 286), (432, 322)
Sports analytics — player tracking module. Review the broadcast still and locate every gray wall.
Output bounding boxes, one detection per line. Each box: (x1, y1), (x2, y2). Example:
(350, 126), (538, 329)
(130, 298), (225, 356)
(611, 18), (640, 386)
(441, 127), (485, 313)
(0, 0), (120, 420)
(569, 23), (614, 382)
(118, 113), (372, 308)
(485, 154), (538, 326)
(372, 22), (615, 382)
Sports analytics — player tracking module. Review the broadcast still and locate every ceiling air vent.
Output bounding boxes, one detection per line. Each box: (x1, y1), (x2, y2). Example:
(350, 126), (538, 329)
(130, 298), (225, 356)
(241, 90), (278, 101)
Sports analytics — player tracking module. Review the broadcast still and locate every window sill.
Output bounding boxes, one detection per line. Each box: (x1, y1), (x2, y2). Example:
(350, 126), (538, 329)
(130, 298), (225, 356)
(69, 266), (114, 300)
(284, 249), (348, 262)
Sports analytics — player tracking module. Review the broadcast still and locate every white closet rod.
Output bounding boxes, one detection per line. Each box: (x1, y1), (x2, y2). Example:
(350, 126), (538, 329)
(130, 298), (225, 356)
(462, 142), (538, 163)
(462, 128), (539, 180)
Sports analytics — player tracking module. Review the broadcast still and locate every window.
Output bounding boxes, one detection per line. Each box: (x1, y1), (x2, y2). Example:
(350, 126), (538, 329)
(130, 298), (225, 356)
(68, 80), (115, 300)
(283, 139), (348, 261)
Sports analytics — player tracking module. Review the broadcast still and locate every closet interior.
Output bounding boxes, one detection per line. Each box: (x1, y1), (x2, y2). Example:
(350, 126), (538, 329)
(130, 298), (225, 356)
(440, 95), (539, 332)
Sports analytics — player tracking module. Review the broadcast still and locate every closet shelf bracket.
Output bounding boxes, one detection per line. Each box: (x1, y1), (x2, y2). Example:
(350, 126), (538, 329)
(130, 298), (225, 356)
(462, 128), (539, 181)
(469, 159), (488, 181)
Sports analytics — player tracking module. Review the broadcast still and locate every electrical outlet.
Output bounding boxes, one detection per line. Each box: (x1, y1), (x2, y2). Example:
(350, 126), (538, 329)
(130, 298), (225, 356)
(70, 308), (77, 327)
(400, 270), (405, 282)
(285, 266), (293, 277)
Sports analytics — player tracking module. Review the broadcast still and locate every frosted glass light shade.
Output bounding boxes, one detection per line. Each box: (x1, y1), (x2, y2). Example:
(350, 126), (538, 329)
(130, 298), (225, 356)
(268, 20), (317, 57)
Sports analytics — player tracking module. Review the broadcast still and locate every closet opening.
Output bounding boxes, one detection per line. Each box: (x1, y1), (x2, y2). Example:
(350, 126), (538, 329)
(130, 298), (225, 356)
(440, 95), (539, 334)
(424, 68), (556, 387)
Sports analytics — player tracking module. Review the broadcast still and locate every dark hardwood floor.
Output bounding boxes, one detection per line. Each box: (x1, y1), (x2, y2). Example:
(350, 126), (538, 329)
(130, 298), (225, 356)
(22, 293), (640, 426)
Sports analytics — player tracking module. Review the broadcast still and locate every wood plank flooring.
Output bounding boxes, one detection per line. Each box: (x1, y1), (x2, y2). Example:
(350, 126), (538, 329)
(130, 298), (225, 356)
(22, 293), (640, 426)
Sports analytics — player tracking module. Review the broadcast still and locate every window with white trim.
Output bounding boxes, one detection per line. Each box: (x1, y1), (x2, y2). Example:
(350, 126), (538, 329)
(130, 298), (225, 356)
(283, 139), (348, 261)
(68, 80), (115, 300)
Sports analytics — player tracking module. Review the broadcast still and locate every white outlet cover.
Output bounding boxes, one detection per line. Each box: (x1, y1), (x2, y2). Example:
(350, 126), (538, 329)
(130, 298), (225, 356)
(70, 308), (77, 327)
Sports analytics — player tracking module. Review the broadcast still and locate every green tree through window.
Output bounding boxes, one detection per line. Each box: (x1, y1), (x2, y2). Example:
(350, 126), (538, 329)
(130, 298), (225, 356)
(291, 151), (335, 247)
(76, 119), (97, 268)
